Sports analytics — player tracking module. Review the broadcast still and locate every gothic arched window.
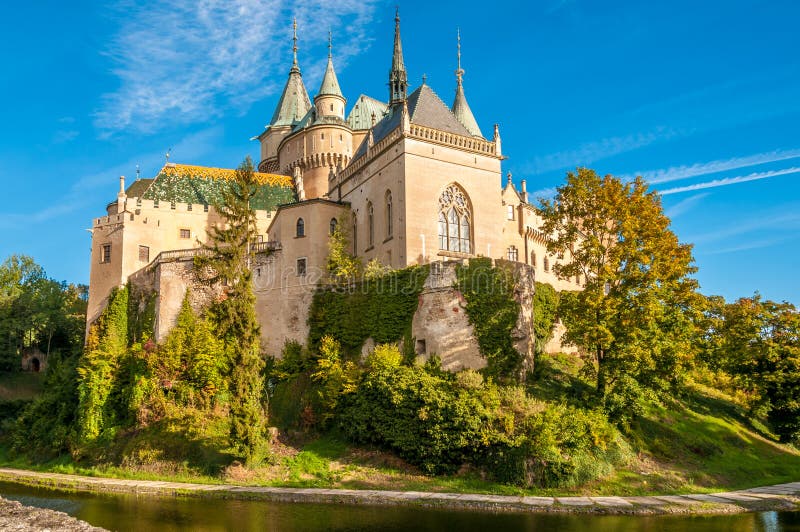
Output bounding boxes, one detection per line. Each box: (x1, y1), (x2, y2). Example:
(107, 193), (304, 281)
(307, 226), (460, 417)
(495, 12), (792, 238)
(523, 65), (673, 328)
(385, 190), (393, 238)
(296, 218), (305, 237)
(438, 184), (472, 254)
(329, 217), (337, 235)
(352, 214), (358, 254)
(367, 201), (375, 247)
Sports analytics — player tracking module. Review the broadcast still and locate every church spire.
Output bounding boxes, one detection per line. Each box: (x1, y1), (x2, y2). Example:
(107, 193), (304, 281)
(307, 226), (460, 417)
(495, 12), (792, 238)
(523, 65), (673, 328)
(268, 18), (311, 127)
(451, 29), (482, 137)
(389, 8), (408, 105)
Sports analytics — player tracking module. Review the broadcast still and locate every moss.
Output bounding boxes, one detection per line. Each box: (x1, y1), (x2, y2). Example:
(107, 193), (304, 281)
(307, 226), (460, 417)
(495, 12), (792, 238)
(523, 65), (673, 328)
(307, 266), (429, 357)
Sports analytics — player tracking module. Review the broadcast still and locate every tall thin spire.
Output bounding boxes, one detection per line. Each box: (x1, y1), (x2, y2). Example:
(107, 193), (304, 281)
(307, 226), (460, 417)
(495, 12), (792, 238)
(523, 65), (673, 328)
(268, 18), (311, 127)
(317, 30), (343, 99)
(451, 28), (482, 137)
(291, 18), (299, 72)
(389, 7), (408, 104)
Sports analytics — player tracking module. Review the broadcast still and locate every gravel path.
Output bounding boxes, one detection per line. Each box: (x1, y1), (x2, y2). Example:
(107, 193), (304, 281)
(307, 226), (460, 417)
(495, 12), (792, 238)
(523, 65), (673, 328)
(0, 496), (106, 531)
(0, 467), (798, 515)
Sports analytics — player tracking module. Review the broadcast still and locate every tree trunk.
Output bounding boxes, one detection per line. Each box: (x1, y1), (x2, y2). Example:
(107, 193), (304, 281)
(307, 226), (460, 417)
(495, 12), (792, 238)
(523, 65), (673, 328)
(596, 345), (606, 398)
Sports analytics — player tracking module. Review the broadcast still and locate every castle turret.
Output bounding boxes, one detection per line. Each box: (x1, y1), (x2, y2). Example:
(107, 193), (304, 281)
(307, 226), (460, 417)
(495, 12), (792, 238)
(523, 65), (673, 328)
(257, 19), (312, 172)
(315, 32), (346, 119)
(388, 9), (408, 105)
(451, 29), (482, 137)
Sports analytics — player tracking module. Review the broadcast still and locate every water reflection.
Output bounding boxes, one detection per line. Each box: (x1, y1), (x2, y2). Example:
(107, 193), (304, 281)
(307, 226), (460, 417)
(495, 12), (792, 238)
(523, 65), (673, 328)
(2, 481), (799, 531)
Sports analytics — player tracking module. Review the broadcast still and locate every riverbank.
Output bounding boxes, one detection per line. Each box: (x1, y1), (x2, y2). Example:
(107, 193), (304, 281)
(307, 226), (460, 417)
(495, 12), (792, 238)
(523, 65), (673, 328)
(0, 467), (798, 516)
(0, 495), (106, 531)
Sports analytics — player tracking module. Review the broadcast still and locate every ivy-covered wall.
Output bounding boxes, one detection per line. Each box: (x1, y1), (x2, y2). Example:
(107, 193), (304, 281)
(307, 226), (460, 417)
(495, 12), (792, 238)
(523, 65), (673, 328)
(307, 266), (429, 357)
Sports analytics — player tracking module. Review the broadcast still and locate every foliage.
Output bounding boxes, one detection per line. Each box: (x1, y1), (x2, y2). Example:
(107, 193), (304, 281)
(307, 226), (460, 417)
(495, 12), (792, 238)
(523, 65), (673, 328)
(75, 285), (129, 443)
(364, 258), (391, 280)
(0, 255), (86, 371)
(308, 266), (428, 356)
(365, 343), (403, 372)
(537, 168), (700, 405)
(196, 156), (266, 463)
(533, 282), (559, 354)
(455, 258), (522, 381)
(703, 295), (800, 443)
(326, 217), (362, 283)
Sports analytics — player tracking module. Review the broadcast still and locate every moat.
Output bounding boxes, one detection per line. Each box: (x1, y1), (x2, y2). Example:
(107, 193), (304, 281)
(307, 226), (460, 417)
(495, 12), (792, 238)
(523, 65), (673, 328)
(1, 481), (799, 532)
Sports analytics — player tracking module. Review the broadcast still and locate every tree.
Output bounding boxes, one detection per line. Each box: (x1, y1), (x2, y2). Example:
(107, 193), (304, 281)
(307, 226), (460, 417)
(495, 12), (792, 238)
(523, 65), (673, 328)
(195, 156), (266, 463)
(705, 295), (800, 443)
(326, 216), (361, 283)
(537, 168), (700, 403)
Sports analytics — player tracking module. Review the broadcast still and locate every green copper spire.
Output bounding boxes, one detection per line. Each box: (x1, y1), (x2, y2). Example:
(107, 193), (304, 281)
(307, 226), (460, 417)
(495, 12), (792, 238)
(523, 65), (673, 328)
(317, 30), (343, 98)
(389, 8), (408, 104)
(269, 19), (312, 127)
(451, 29), (482, 137)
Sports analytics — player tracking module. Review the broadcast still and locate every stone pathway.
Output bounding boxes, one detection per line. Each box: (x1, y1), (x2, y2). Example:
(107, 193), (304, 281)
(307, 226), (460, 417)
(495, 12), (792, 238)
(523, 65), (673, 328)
(0, 468), (798, 515)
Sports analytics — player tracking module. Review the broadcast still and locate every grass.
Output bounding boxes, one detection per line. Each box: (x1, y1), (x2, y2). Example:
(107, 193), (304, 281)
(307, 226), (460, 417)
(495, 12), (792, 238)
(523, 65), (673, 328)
(2, 358), (800, 497)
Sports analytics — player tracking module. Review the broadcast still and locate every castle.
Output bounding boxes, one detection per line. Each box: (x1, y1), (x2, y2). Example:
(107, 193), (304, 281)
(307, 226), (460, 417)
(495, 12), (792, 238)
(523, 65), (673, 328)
(87, 13), (582, 369)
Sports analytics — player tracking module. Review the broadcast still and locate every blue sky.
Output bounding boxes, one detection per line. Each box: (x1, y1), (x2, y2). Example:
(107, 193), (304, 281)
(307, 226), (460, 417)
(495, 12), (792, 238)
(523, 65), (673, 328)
(0, 0), (798, 303)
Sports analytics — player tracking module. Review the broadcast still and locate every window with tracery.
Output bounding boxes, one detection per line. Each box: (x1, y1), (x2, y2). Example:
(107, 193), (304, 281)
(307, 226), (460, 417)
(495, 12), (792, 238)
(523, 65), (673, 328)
(437, 184), (472, 253)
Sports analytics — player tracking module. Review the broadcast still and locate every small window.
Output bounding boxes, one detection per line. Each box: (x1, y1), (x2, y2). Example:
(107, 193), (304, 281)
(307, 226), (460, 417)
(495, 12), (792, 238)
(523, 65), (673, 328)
(507, 205), (514, 220)
(179, 228), (191, 239)
(203, 204), (209, 212)
(296, 218), (305, 237)
(507, 246), (518, 262)
(138, 245), (150, 263)
(101, 244), (111, 263)
(531, 252), (537, 268)
(416, 339), (427, 355)
(576, 274), (581, 285)
(321, 133), (325, 140)
(329, 217), (338, 235)
(330, 104), (334, 112)
(257, 235), (264, 243)
(297, 258), (307, 277)
(367, 201), (375, 247)
(385, 191), (393, 238)
(544, 257), (550, 272)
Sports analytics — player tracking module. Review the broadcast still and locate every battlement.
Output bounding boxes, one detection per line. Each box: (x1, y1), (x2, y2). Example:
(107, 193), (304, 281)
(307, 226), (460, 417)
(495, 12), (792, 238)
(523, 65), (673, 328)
(93, 199), (275, 228)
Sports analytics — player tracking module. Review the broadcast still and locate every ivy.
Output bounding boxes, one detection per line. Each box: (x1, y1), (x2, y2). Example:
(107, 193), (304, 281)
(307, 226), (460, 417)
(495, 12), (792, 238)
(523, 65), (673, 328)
(533, 282), (560, 353)
(308, 266), (429, 357)
(455, 258), (522, 381)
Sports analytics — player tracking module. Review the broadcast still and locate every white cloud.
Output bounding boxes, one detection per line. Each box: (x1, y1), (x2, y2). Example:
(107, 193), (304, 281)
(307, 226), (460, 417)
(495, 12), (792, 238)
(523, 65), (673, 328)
(94, 0), (379, 136)
(659, 167), (800, 195)
(524, 126), (683, 174)
(624, 148), (800, 185)
(664, 192), (709, 219)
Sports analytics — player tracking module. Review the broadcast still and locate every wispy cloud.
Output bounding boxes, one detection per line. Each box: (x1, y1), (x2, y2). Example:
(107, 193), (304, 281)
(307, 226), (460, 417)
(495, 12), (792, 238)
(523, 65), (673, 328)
(0, 127), (224, 228)
(664, 192), (709, 219)
(688, 209), (800, 245)
(659, 167), (800, 195)
(53, 130), (80, 144)
(706, 235), (800, 255)
(624, 148), (800, 184)
(524, 126), (683, 174)
(94, 0), (379, 136)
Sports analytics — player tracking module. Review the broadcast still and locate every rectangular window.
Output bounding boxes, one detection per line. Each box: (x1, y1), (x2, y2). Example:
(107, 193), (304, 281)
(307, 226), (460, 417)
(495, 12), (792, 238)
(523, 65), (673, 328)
(507, 205), (514, 220)
(101, 244), (111, 263)
(257, 235), (264, 243)
(179, 228), (191, 239)
(297, 258), (307, 277)
(138, 245), (150, 263)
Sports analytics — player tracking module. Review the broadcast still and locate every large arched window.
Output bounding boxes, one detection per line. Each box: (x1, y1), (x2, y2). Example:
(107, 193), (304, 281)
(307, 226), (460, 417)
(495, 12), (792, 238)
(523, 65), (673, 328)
(385, 190), (393, 238)
(367, 201), (375, 247)
(296, 218), (305, 237)
(438, 184), (471, 254)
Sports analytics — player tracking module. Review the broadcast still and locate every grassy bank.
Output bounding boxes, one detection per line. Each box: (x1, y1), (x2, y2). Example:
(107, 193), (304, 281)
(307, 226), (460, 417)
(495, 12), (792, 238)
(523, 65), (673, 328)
(2, 357), (799, 497)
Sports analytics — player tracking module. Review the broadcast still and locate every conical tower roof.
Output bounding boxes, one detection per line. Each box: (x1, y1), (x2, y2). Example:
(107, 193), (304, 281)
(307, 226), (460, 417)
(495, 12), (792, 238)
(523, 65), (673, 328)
(317, 32), (343, 98)
(270, 20), (312, 127)
(388, 8), (408, 104)
(451, 30), (482, 137)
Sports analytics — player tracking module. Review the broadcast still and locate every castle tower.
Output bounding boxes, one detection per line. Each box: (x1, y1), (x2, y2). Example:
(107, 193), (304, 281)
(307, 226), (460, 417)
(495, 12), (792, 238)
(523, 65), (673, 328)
(314, 32), (346, 119)
(257, 19), (312, 172)
(388, 9), (408, 105)
(451, 29), (482, 137)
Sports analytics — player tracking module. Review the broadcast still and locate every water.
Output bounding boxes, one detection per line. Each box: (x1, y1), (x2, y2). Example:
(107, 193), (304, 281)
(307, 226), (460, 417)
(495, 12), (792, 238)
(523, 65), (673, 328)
(2, 481), (800, 531)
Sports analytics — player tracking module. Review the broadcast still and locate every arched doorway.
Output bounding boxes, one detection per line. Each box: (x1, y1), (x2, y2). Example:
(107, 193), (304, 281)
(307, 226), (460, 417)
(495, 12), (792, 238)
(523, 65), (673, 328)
(31, 358), (40, 372)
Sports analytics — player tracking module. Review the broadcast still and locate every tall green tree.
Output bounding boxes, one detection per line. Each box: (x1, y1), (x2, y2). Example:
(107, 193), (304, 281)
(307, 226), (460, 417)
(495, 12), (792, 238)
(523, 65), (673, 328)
(537, 168), (700, 403)
(196, 156), (266, 462)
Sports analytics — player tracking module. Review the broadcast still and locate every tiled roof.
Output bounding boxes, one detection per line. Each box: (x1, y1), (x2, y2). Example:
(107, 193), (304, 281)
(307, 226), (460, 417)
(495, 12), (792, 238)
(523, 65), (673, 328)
(141, 164), (295, 212)
(351, 83), (471, 161)
(269, 68), (312, 128)
(125, 178), (153, 198)
(452, 82), (483, 137)
(317, 56), (343, 98)
(347, 94), (388, 131)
